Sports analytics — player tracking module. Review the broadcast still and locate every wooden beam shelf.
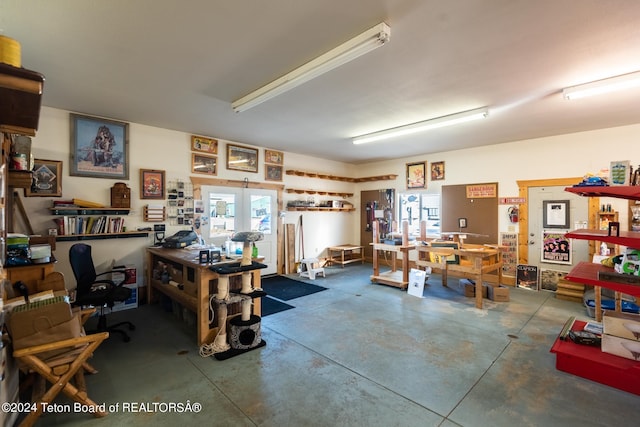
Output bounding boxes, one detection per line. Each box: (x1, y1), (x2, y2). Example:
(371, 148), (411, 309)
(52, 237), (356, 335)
(285, 188), (353, 198)
(286, 206), (355, 212)
(285, 169), (397, 182)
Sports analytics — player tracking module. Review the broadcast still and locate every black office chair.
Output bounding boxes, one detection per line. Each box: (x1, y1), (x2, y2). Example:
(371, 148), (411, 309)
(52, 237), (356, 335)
(69, 243), (136, 342)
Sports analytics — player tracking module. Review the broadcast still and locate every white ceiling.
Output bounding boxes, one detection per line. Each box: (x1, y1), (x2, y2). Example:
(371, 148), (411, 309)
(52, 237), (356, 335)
(3, 0), (640, 164)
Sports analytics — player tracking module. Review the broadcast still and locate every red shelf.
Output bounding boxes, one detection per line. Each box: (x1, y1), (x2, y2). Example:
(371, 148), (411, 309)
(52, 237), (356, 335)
(550, 320), (640, 395)
(565, 185), (640, 200)
(565, 229), (640, 247)
(565, 262), (640, 296)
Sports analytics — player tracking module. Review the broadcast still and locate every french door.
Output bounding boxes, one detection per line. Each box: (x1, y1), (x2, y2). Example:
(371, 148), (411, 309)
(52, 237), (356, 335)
(201, 185), (277, 275)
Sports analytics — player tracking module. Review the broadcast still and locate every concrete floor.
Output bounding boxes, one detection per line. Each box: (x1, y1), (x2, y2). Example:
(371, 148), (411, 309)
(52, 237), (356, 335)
(31, 264), (640, 426)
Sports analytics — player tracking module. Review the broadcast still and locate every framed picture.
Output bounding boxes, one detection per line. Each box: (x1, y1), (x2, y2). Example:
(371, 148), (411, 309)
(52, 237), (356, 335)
(191, 135), (218, 154)
(265, 149), (284, 165)
(458, 218), (467, 228)
(265, 164), (283, 181)
(610, 160), (630, 186)
(140, 169), (165, 199)
(227, 144), (258, 172)
(541, 231), (572, 265)
(192, 153), (217, 175)
(25, 159), (62, 197)
(406, 161), (426, 189)
(431, 161), (445, 181)
(70, 113), (129, 179)
(543, 200), (570, 228)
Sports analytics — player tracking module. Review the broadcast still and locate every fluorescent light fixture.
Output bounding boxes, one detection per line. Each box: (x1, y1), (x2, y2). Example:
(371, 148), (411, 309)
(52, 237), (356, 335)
(352, 108), (489, 145)
(232, 23), (390, 113)
(563, 71), (640, 100)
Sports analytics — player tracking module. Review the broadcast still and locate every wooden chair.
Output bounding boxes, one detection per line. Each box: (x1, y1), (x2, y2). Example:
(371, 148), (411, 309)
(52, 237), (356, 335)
(12, 308), (109, 427)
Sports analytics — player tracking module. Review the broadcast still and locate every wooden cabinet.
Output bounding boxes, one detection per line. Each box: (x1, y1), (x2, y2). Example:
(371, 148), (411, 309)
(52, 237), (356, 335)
(597, 210), (619, 255)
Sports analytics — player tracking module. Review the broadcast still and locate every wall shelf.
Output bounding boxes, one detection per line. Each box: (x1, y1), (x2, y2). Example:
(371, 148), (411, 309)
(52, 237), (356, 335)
(50, 207), (131, 215)
(285, 188), (353, 198)
(286, 206), (355, 212)
(285, 169), (397, 182)
(55, 231), (149, 242)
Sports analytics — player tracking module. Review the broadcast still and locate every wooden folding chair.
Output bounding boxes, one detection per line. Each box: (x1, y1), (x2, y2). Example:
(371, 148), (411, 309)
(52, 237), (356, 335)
(12, 308), (109, 427)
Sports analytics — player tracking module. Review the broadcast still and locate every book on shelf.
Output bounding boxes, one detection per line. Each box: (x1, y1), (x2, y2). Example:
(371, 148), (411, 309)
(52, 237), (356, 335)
(52, 215), (126, 235)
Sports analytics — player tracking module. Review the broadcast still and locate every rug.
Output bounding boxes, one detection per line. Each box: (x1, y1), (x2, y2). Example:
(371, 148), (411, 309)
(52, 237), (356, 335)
(261, 296), (294, 317)
(260, 275), (328, 301)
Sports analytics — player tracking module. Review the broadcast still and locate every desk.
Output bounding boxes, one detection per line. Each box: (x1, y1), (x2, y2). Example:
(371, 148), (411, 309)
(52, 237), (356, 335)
(327, 245), (364, 267)
(415, 244), (503, 309)
(146, 247), (261, 346)
(370, 242), (416, 289)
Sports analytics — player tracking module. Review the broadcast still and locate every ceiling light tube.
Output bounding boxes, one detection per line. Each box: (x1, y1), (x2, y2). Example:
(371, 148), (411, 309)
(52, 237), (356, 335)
(352, 108), (489, 145)
(232, 22), (390, 113)
(563, 71), (640, 100)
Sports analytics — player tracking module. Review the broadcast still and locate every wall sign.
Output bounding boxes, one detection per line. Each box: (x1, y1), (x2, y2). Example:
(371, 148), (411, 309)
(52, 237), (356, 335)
(466, 183), (497, 198)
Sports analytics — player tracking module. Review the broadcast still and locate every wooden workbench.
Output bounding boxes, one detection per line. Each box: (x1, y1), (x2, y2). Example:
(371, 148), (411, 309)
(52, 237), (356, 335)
(146, 247), (261, 346)
(415, 243), (504, 309)
(369, 221), (415, 289)
(327, 244), (364, 267)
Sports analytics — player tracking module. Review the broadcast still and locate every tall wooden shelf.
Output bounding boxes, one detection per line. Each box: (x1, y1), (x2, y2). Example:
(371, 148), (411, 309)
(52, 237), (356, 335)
(551, 185), (640, 395)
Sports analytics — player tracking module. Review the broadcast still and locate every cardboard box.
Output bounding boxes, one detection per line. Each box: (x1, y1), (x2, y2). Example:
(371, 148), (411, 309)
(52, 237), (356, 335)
(112, 264), (137, 285)
(487, 284), (510, 302)
(601, 333), (640, 361)
(458, 279), (488, 298)
(110, 284), (138, 312)
(603, 310), (640, 341)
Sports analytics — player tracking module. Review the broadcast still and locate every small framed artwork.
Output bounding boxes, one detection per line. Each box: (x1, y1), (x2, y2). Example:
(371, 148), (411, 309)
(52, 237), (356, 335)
(26, 159), (62, 197)
(265, 149), (284, 165)
(265, 164), (283, 181)
(543, 200), (570, 228)
(140, 169), (165, 199)
(406, 161), (426, 189)
(192, 153), (217, 175)
(458, 218), (467, 228)
(70, 113), (129, 179)
(610, 160), (630, 186)
(191, 135), (218, 154)
(227, 144), (258, 172)
(431, 161), (445, 181)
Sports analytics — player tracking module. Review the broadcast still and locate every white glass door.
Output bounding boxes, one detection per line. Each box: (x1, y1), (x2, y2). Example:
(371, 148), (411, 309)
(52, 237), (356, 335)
(202, 186), (277, 275)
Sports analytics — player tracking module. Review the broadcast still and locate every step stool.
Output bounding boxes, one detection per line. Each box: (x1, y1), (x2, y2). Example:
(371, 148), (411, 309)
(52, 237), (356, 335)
(299, 257), (325, 280)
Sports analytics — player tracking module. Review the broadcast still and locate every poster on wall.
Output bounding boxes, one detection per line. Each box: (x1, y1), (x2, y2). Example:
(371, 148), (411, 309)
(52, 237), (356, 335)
(541, 231), (571, 265)
(540, 269), (567, 292)
(516, 264), (539, 291)
(499, 232), (518, 277)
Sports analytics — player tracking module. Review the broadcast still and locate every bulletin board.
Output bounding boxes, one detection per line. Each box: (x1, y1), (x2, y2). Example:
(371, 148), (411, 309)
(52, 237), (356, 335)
(441, 183), (498, 245)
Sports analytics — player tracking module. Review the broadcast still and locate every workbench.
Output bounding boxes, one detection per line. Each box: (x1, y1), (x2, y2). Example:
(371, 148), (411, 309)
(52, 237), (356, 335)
(327, 244), (364, 267)
(146, 247), (262, 346)
(415, 243), (504, 309)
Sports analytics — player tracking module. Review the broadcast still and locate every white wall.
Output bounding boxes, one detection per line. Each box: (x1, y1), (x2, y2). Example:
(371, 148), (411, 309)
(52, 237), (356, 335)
(20, 106), (640, 289)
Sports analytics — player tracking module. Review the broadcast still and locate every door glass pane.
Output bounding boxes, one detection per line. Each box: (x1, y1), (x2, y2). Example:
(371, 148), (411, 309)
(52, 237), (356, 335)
(209, 193), (236, 238)
(251, 195), (271, 235)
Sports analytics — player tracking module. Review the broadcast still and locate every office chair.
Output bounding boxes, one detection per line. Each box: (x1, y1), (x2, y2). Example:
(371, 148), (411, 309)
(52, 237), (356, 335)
(69, 243), (136, 342)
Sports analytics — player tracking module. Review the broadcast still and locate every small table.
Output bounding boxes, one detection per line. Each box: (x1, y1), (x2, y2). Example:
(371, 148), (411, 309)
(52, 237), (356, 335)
(327, 245), (364, 267)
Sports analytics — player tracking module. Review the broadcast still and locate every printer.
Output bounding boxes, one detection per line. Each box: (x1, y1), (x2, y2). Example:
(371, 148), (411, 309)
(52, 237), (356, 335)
(162, 230), (198, 249)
